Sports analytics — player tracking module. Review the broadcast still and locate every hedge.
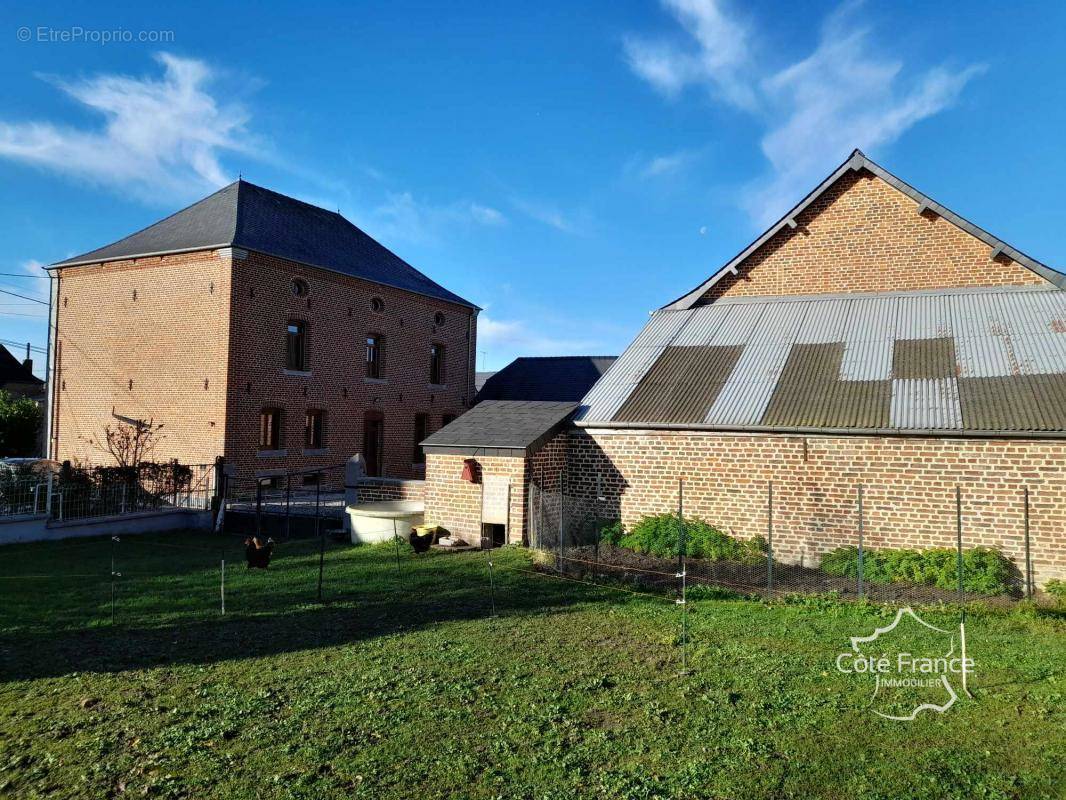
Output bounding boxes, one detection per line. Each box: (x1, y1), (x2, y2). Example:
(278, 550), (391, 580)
(820, 545), (1013, 595)
(600, 514), (766, 564)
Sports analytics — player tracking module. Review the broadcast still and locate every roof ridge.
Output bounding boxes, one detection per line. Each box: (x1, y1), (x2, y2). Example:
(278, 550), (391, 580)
(235, 179), (344, 217)
(512, 355), (617, 361)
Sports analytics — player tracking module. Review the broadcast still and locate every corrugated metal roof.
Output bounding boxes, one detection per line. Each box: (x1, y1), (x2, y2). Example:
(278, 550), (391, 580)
(577, 286), (1066, 435)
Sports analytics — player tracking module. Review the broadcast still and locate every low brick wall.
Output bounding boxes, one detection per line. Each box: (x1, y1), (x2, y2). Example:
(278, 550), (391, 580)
(355, 478), (425, 503)
(568, 428), (1066, 587)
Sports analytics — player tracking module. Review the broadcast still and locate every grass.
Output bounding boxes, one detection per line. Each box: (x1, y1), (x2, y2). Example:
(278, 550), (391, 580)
(0, 531), (1064, 800)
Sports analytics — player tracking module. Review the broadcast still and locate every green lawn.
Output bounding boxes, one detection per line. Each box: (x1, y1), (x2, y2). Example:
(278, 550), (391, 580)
(0, 531), (1063, 799)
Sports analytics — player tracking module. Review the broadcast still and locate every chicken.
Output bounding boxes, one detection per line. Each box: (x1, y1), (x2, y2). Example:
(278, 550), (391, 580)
(244, 536), (275, 569)
(409, 530), (434, 553)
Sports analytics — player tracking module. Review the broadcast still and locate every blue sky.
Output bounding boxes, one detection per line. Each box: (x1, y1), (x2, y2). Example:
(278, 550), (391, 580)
(1, 1), (1064, 376)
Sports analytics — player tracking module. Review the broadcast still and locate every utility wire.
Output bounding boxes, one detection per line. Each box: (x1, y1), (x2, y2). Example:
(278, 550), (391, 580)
(0, 338), (46, 354)
(0, 273), (48, 279)
(0, 288), (48, 306)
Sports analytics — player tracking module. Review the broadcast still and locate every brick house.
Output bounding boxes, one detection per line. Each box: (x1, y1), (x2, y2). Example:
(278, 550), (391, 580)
(45, 180), (478, 481)
(425, 150), (1066, 587)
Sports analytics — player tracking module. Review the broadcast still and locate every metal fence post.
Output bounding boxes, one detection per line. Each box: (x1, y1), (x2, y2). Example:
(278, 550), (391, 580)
(677, 478), (689, 675)
(857, 484), (865, 599)
(956, 485), (972, 697)
(285, 473), (292, 541)
(220, 554), (226, 615)
(557, 482), (564, 573)
(486, 551), (497, 617)
(110, 535), (120, 625)
(255, 479), (264, 539)
(45, 471), (53, 518)
(955, 486), (964, 603)
(766, 480), (774, 595)
(316, 472), (325, 602)
(1023, 486), (1033, 600)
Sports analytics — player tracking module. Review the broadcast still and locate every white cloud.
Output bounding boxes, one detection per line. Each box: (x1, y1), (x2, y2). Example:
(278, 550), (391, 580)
(624, 0), (756, 109)
(358, 192), (506, 244)
(626, 1), (984, 225)
(632, 148), (700, 179)
(0, 53), (256, 202)
(469, 203), (507, 226)
(20, 259), (46, 276)
(508, 196), (579, 233)
(478, 314), (599, 363)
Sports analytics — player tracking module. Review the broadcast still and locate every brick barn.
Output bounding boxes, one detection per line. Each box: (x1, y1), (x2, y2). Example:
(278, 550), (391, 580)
(425, 150), (1066, 587)
(45, 180), (478, 482)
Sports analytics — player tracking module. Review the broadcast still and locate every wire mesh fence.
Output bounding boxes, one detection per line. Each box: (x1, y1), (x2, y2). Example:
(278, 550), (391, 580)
(220, 463), (348, 540)
(0, 469), (51, 516)
(50, 461), (216, 522)
(532, 478), (1037, 607)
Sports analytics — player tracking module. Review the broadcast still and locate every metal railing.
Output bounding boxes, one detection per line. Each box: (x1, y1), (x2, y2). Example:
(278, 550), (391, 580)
(49, 462), (216, 522)
(0, 472), (51, 517)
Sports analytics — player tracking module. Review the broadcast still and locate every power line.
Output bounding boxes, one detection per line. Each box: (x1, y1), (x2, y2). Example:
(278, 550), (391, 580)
(0, 273), (48, 279)
(0, 288), (48, 305)
(0, 338), (46, 354)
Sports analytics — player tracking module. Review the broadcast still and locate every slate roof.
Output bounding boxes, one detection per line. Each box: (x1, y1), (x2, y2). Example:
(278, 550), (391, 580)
(663, 150), (1066, 310)
(51, 180), (476, 308)
(576, 286), (1066, 435)
(476, 356), (617, 402)
(422, 400), (577, 456)
(0, 346), (43, 389)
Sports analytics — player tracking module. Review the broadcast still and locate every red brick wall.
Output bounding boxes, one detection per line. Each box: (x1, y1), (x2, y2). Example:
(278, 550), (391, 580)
(52, 251), (232, 467)
(703, 169), (1048, 303)
(424, 453), (526, 545)
(355, 478), (425, 503)
(567, 428), (1066, 587)
(52, 247), (477, 481)
(226, 249), (476, 480)
(423, 433), (569, 546)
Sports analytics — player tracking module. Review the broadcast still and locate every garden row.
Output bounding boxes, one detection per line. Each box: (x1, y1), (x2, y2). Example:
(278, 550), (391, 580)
(596, 512), (1017, 596)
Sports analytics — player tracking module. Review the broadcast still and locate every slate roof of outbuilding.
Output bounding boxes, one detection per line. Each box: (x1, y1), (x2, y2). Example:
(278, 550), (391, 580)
(51, 180), (477, 308)
(422, 400), (577, 455)
(476, 356), (616, 403)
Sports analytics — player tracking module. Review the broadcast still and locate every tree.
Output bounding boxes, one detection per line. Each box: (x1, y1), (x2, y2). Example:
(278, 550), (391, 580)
(0, 390), (42, 457)
(101, 418), (164, 468)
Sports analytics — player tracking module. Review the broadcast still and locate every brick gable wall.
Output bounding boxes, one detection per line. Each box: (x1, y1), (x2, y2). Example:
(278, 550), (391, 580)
(702, 169), (1048, 303)
(567, 428), (1066, 587)
(52, 251), (232, 467)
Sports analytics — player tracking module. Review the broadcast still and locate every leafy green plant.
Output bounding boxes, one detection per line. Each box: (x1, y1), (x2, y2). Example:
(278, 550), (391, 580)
(820, 544), (1013, 594)
(0, 389), (42, 457)
(1044, 579), (1066, 603)
(601, 513), (766, 564)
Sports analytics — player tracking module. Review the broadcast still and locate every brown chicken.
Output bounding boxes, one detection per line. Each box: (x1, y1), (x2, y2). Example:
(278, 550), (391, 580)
(244, 536), (274, 569)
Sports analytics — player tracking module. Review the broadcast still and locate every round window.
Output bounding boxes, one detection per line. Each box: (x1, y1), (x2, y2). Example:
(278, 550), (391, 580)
(434, 311), (446, 327)
(292, 278), (310, 297)
(370, 297), (385, 313)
